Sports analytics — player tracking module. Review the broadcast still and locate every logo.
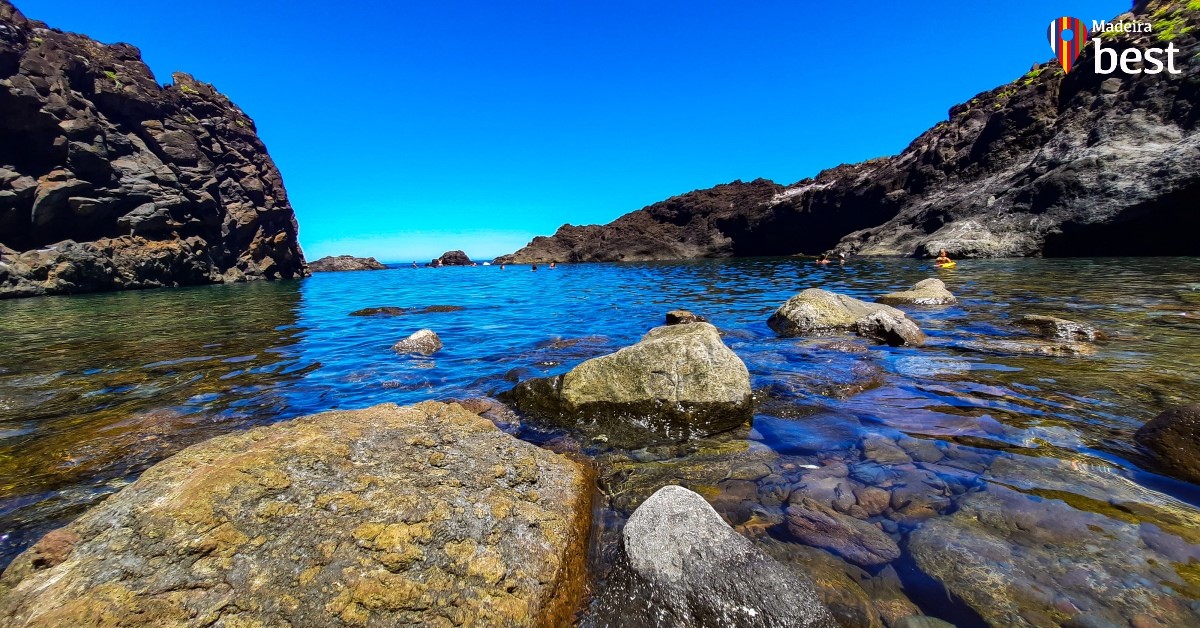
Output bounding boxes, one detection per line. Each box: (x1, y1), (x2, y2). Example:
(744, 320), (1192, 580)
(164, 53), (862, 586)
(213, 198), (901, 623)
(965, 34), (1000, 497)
(1047, 16), (1089, 73)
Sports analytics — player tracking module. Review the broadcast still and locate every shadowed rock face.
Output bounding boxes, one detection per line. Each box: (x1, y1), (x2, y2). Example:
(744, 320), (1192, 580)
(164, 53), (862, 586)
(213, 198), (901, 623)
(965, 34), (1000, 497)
(498, 0), (1199, 262)
(0, 402), (594, 627)
(0, 0), (306, 298)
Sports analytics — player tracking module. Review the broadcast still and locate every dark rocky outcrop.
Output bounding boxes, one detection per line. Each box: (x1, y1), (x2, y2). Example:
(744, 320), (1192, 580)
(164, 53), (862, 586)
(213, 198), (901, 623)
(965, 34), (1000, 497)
(308, 255), (386, 272)
(1135, 403), (1200, 483)
(350, 305), (464, 316)
(498, 1), (1199, 262)
(431, 250), (473, 266)
(587, 485), (836, 628)
(0, 402), (594, 626)
(505, 322), (753, 448)
(0, 1), (307, 298)
(665, 309), (708, 325)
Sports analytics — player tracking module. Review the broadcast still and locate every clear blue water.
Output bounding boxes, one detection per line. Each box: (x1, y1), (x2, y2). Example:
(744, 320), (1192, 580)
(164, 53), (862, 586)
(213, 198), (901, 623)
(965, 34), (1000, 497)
(2, 257), (1200, 623)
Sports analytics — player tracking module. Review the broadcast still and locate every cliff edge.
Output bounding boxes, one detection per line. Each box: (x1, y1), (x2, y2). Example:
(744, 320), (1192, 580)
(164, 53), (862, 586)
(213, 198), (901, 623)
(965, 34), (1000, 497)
(0, 0), (307, 298)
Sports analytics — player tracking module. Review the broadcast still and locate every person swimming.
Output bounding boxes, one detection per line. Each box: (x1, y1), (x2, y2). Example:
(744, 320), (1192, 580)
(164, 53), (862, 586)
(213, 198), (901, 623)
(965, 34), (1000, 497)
(549, 261), (556, 269)
(935, 249), (952, 265)
(500, 264), (506, 270)
(531, 263), (538, 271)
(816, 253), (832, 265)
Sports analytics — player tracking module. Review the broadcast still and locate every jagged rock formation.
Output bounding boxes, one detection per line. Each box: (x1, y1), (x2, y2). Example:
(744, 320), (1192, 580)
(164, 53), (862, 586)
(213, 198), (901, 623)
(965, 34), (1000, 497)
(308, 255), (385, 271)
(0, 1), (306, 298)
(499, 0), (1199, 262)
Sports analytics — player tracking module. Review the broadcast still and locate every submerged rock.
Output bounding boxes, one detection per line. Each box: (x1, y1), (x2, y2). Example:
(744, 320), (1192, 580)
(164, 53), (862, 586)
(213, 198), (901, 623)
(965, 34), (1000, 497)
(308, 255), (387, 272)
(1015, 314), (1106, 342)
(952, 337), (1096, 357)
(350, 305), (464, 317)
(784, 497), (900, 567)
(588, 485), (836, 628)
(505, 322), (752, 448)
(0, 402), (594, 627)
(876, 278), (957, 306)
(768, 289), (923, 346)
(1135, 403), (1200, 484)
(908, 486), (1200, 627)
(392, 329), (442, 355)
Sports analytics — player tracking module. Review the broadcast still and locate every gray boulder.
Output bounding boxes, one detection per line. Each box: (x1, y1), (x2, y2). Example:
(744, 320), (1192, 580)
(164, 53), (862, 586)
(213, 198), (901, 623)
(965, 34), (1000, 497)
(308, 255), (387, 272)
(768, 288), (924, 346)
(876, 278), (957, 306)
(506, 323), (752, 447)
(587, 485), (836, 628)
(392, 329), (442, 355)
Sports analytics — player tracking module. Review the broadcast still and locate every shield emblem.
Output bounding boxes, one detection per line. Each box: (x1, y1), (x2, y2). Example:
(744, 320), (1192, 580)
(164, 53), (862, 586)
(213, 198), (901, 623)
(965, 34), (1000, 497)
(1048, 17), (1090, 73)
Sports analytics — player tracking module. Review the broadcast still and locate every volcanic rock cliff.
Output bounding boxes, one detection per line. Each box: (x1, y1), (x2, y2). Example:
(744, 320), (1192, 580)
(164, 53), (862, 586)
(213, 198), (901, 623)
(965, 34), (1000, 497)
(0, 1), (306, 298)
(499, 0), (1199, 262)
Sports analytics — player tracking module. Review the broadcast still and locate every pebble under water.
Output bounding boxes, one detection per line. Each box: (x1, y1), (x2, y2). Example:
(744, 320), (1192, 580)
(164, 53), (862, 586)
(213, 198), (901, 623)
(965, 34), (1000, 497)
(1, 257), (1199, 626)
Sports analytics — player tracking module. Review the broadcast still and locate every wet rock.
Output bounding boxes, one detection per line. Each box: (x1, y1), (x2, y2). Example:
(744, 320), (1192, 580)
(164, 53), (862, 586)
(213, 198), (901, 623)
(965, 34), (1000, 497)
(876, 278), (957, 306)
(1016, 314), (1106, 342)
(0, 402), (594, 627)
(589, 486), (836, 628)
(665, 309), (708, 325)
(768, 288), (906, 337)
(758, 538), (884, 628)
(785, 497), (901, 567)
(861, 433), (912, 465)
(897, 436), (945, 463)
(350, 306), (408, 316)
(350, 305), (464, 317)
(861, 565), (925, 626)
(908, 486), (1200, 627)
(392, 329), (442, 355)
(1134, 403), (1200, 484)
(952, 337), (1097, 357)
(853, 486), (892, 517)
(505, 323), (752, 448)
(855, 310), (926, 347)
(893, 617), (956, 628)
(309, 255), (386, 271)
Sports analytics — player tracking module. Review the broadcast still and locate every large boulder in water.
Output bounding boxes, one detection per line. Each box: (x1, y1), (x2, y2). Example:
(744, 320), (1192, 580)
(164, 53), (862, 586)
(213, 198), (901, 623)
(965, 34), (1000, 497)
(876, 278), (957, 306)
(432, 250), (473, 266)
(768, 289), (924, 347)
(587, 485), (836, 628)
(505, 322), (752, 447)
(1135, 403), (1200, 483)
(0, 402), (593, 627)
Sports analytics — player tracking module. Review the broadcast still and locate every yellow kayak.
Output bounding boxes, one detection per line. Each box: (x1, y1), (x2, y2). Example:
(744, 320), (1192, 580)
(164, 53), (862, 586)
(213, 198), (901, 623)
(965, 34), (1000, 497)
(935, 261), (957, 269)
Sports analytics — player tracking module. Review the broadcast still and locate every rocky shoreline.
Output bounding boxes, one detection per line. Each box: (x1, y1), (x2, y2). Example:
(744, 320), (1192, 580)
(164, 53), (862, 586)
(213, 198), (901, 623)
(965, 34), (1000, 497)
(498, 0), (1199, 263)
(5, 273), (1193, 627)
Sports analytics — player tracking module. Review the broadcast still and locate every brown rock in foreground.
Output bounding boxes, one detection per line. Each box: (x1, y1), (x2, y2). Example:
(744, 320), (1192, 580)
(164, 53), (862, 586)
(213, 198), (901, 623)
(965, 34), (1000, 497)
(0, 401), (593, 627)
(0, 1), (307, 299)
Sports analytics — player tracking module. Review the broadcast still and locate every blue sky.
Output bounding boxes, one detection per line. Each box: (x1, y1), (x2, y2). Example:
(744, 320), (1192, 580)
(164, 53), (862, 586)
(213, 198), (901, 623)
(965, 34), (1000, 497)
(19, 0), (1128, 262)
